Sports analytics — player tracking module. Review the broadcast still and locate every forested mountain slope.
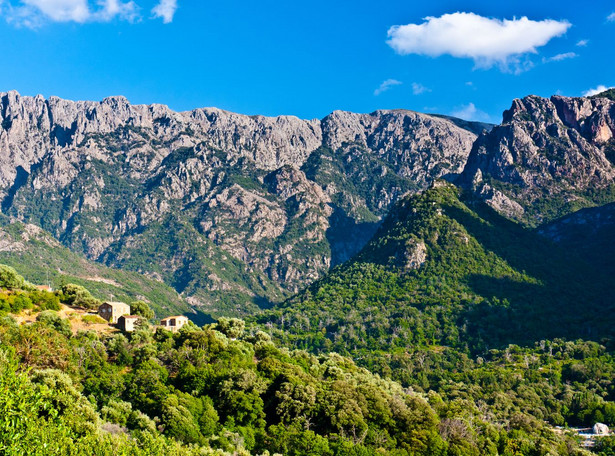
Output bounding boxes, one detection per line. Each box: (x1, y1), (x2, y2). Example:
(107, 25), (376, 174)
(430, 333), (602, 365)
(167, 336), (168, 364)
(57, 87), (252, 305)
(260, 182), (614, 360)
(255, 182), (615, 449)
(2, 90), (615, 321)
(0, 91), (483, 316)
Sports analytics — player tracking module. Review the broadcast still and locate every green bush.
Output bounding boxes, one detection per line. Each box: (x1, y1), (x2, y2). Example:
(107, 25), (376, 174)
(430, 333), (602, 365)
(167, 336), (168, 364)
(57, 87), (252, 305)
(0, 265), (26, 290)
(29, 290), (61, 311)
(131, 300), (155, 320)
(215, 317), (245, 339)
(36, 310), (72, 337)
(60, 284), (101, 309)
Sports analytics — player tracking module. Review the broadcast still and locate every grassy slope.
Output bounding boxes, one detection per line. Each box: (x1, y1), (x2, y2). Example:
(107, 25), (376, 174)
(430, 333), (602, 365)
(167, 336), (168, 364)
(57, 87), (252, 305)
(0, 215), (190, 319)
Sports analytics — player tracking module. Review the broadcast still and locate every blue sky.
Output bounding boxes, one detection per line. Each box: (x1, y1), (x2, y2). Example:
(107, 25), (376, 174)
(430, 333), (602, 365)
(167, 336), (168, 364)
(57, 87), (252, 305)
(0, 0), (613, 123)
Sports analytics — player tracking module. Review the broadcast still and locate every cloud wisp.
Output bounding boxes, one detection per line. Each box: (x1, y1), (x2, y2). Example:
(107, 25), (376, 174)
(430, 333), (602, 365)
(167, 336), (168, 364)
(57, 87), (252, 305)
(450, 103), (491, 122)
(152, 0), (177, 24)
(582, 85), (613, 97)
(608, 12), (615, 22)
(2, 0), (178, 26)
(19, 0), (90, 22)
(374, 79), (402, 96)
(412, 82), (431, 95)
(542, 52), (577, 63)
(387, 12), (571, 73)
(576, 39), (589, 47)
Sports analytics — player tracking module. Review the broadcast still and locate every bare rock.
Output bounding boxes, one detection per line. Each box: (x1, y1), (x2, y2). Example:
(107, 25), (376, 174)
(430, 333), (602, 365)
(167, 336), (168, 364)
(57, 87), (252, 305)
(460, 94), (615, 225)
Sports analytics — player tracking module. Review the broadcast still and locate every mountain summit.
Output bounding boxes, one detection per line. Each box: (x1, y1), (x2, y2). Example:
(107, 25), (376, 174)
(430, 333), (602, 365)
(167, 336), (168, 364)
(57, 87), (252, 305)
(460, 92), (615, 224)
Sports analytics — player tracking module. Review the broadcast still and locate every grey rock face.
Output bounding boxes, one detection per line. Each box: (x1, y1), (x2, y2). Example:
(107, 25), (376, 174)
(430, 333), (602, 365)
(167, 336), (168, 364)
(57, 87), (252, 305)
(460, 94), (615, 225)
(0, 91), (482, 316)
(322, 109), (477, 186)
(402, 239), (427, 270)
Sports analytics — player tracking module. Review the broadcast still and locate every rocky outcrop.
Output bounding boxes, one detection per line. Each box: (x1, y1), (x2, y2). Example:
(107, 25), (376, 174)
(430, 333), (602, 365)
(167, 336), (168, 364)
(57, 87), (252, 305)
(0, 91), (485, 316)
(322, 109), (476, 181)
(460, 93), (615, 225)
(401, 239), (427, 270)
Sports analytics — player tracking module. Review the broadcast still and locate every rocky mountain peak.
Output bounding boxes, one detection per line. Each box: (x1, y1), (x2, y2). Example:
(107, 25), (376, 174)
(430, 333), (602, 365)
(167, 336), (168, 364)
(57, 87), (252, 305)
(461, 93), (615, 225)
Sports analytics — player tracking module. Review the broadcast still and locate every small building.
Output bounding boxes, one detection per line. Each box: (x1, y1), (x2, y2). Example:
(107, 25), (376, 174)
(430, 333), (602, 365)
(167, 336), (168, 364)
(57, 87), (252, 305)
(98, 301), (131, 324)
(160, 315), (189, 333)
(594, 423), (610, 435)
(118, 315), (141, 332)
(35, 285), (53, 292)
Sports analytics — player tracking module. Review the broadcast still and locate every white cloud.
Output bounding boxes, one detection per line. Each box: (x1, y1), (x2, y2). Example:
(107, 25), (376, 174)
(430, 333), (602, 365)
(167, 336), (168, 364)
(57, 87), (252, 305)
(576, 39), (589, 47)
(450, 103), (491, 122)
(1, 0), (161, 25)
(608, 12), (615, 22)
(542, 52), (577, 63)
(94, 0), (139, 22)
(151, 0), (176, 23)
(411, 82), (431, 95)
(387, 12), (571, 72)
(21, 0), (90, 22)
(582, 85), (613, 97)
(374, 79), (402, 96)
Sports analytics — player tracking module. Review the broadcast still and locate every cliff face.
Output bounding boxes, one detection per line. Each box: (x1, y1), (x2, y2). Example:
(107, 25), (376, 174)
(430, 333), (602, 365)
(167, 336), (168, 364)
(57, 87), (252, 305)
(460, 94), (615, 225)
(0, 91), (482, 316)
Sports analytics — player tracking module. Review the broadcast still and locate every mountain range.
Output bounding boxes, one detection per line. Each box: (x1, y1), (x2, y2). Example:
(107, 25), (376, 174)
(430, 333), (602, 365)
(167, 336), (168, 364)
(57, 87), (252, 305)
(2, 88), (615, 455)
(0, 90), (486, 317)
(0, 89), (614, 323)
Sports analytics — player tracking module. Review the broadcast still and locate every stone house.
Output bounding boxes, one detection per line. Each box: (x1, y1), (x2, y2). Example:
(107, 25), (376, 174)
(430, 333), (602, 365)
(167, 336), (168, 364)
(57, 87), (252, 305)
(98, 301), (131, 324)
(35, 285), (53, 292)
(118, 315), (140, 332)
(160, 315), (189, 333)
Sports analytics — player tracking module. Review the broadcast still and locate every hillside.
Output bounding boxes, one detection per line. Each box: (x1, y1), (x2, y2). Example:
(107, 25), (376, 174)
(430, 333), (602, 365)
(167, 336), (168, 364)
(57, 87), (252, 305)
(3, 89), (615, 454)
(253, 183), (615, 444)
(259, 182), (613, 359)
(0, 214), (191, 319)
(0, 267), (598, 456)
(539, 201), (615, 277)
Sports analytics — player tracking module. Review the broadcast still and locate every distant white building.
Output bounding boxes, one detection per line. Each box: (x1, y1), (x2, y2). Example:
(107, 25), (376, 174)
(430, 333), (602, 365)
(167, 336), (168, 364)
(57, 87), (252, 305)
(118, 315), (141, 332)
(594, 423), (610, 435)
(160, 315), (189, 333)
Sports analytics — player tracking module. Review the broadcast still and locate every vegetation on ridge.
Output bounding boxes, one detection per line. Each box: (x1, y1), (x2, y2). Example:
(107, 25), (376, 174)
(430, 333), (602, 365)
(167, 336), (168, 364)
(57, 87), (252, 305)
(260, 183), (613, 358)
(0, 264), (607, 455)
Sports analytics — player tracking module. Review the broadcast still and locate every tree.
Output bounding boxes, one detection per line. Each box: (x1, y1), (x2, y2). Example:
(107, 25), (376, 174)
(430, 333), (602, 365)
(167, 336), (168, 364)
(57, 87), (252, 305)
(36, 310), (72, 337)
(161, 395), (203, 444)
(215, 317), (245, 339)
(0, 265), (26, 290)
(130, 300), (155, 320)
(60, 284), (101, 309)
